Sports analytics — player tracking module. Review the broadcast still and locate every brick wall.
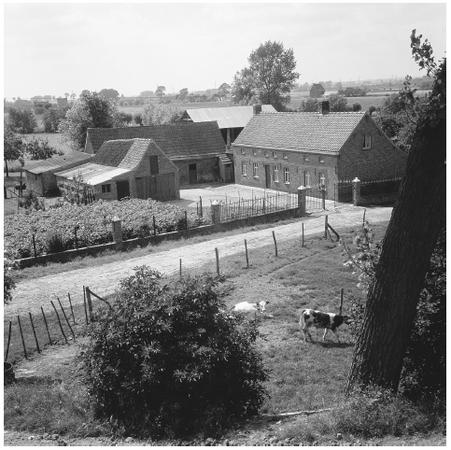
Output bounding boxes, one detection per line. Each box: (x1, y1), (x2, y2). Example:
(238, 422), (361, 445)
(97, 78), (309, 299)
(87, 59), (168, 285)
(231, 146), (339, 199)
(338, 114), (408, 181)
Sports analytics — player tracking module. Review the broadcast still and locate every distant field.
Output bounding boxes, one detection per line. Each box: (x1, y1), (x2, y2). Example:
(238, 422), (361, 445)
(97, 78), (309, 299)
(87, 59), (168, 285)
(20, 133), (76, 154)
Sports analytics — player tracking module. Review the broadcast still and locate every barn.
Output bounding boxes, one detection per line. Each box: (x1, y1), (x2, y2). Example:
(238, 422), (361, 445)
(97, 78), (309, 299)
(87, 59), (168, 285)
(84, 122), (226, 185)
(23, 150), (93, 196)
(55, 138), (179, 201)
(232, 102), (408, 199)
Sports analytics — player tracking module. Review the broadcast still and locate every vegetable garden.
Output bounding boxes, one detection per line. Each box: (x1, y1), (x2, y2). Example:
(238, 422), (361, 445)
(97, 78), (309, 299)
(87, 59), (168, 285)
(4, 199), (206, 259)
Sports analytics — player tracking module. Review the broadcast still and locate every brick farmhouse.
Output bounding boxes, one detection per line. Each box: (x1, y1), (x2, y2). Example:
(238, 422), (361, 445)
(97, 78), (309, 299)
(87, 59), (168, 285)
(84, 122), (226, 186)
(55, 138), (179, 201)
(231, 105), (408, 199)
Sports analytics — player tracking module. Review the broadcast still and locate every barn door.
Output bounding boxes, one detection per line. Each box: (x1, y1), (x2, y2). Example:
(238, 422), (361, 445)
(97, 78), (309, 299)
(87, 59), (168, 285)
(116, 180), (130, 199)
(189, 163), (197, 184)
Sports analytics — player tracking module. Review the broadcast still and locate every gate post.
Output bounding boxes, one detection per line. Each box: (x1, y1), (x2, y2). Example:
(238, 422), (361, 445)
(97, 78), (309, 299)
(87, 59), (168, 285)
(111, 216), (123, 249)
(211, 200), (221, 224)
(297, 186), (307, 216)
(320, 184), (327, 210)
(352, 177), (361, 206)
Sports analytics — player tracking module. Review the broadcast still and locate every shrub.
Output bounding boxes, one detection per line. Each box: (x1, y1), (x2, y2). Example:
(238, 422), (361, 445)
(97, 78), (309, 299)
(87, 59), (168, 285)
(333, 387), (440, 438)
(81, 267), (268, 438)
(4, 251), (17, 303)
(46, 231), (66, 254)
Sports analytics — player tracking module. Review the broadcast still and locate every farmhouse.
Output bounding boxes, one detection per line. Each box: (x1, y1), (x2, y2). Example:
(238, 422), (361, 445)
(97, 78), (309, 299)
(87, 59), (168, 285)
(84, 122), (227, 185)
(23, 150), (93, 196)
(55, 138), (179, 201)
(232, 103), (408, 199)
(181, 104), (277, 147)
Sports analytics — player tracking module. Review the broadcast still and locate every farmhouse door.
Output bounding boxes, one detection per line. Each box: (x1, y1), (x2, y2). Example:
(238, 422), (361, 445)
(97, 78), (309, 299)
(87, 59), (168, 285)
(135, 177), (146, 199)
(264, 165), (271, 188)
(189, 163), (197, 184)
(116, 180), (130, 199)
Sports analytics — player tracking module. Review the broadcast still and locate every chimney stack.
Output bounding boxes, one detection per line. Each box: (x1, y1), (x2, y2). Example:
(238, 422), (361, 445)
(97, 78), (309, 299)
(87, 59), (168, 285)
(321, 101), (330, 115)
(253, 104), (262, 115)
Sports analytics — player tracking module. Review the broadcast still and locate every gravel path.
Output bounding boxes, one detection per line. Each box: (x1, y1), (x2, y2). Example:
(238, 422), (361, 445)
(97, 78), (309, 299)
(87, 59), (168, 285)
(5, 206), (392, 319)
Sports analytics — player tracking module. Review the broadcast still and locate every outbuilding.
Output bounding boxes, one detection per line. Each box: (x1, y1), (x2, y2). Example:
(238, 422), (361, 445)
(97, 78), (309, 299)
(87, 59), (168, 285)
(55, 138), (179, 201)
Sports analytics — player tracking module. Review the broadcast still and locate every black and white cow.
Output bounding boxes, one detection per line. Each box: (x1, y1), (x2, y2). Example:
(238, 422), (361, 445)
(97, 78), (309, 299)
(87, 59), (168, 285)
(299, 308), (350, 343)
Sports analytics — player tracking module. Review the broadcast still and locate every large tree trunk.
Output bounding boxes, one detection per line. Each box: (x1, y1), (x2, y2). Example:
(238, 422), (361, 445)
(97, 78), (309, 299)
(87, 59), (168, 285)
(346, 113), (445, 392)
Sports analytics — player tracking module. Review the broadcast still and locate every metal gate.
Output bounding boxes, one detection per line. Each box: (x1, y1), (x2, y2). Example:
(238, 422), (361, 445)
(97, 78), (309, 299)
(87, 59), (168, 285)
(305, 185), (325, 211)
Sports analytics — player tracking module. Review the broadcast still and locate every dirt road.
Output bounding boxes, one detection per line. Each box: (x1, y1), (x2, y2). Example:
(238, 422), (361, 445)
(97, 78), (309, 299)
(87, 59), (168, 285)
(5, 206), (392, 319)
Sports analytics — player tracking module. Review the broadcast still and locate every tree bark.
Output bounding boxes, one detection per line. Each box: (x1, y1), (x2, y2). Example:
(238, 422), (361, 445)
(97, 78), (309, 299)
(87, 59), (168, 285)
(346, 112), (445, 392)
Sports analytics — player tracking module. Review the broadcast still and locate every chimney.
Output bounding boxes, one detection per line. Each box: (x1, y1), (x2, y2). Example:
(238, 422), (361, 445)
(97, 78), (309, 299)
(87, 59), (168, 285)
(253, 104), (262, 115)
(321, 101), (330, 115)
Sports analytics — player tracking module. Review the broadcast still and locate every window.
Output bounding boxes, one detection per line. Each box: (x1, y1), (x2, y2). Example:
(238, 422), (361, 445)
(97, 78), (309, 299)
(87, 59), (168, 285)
(304, 171), (311, 187)
(102, 184), (111, 193)
(265, 152), (269, 158)
(304, 155), (310, 162)
(283, 153), (288, 160)
(363, 134), (372, 150)
(149, 155), (159, 175)
(253, 149), (257, 156)
(241, 162), (247, 176)
(319, 156), (325, 164)
(284, 167), (290, 184)
(273, 166), (279, 182)
(318, 172), (326, 187)
(253, 162), (259, 177)
(273, 151), (277, 159)
(241, 148), (246, 155)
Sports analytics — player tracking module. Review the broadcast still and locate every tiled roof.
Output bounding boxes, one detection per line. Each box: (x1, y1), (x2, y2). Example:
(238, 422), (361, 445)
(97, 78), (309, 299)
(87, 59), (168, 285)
(86, 122), (225, 158)
(55, 163), (130, 186)
(184, 105), (276, 129)
(233, 112), (366, 154)
(24, 150), (93, 174)
(92, 138), (155, 170)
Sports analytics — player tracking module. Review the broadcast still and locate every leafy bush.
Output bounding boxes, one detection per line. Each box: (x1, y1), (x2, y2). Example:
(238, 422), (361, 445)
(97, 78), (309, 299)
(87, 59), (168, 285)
(81, 267), (268, 438)
(46, 232), (66, 254)
(333, 387), (441, 438)
(5, 199), (208, 259)
(4, 251), (17, 303)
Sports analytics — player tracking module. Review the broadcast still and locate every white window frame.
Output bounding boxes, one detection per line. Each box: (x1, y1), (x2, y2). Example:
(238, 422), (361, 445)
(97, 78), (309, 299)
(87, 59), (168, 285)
(319, 172), (326, 187)
(273, 166), (279, 183)
(241, 148), (246, 155)
(241, 162), (247, 176)
(284, 167), (290, 184)
(363, 134), (372, 150)
(253, 162), (259, 178)
(304, 171), (311, 187)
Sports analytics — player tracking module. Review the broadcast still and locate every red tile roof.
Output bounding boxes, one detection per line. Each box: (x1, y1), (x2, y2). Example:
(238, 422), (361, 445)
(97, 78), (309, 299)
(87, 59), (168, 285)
(233, 112), (366, 154)
(86, 122), (225, 159)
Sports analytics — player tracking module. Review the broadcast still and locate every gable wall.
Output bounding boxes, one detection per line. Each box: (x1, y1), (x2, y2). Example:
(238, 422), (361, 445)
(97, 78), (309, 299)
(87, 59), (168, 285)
(338, 115), (408, 181)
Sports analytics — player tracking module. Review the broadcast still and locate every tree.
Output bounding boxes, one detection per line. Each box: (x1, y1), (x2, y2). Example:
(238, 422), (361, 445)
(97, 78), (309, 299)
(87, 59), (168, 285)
(352, 103), (362, 112)
(7, 107), (37, 133)
(328, 94), (348, 112)
(24, 138), (62, 160)
(176, 88), (189, 101)
(217, 82), (231, 100)
(4, 128), (24, 177)
(58, 91), (118, 148)
(155, 85), (166, 98)
(231, 41), (299, 109)
(309, 83), (325, 98)
(139, 90), (154, 97)
(142, 103), (183, 126)
(98, 88), (120, 102)
(346, 31), (445, 393)
(299, 98), (319, 112)
(43, 107), (69, 133)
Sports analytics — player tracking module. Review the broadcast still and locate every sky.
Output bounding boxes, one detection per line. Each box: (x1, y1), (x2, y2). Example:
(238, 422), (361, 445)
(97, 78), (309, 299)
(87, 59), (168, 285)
(3, 1), (447, 99)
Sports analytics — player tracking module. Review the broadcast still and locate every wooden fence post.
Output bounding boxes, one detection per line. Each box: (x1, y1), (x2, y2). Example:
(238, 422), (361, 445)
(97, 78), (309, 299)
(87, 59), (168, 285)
(272, 231), (278, 257)
(301, 222), (305, 247)
(215, 248), (220, 276)
(324, 215), (328, 238)
(340, 288), (344, 315)
(83, 285), (89, 325)
(153, 215), (157, 236)
(179, 258), (182, 279)
(5, 321), (12, 362)
(29, 312), (41, 353)
(199, 196), (203, 217)
(85, 286), (94, 321)
(244, 239), (249, 268)
(50, 300), (69, 344)
(32, 234), (37, 258)
(67, 293), (76, 325)
(17, 315), (28, 359)
(41, 306), (52, 345)
(57, 297), (76, 341)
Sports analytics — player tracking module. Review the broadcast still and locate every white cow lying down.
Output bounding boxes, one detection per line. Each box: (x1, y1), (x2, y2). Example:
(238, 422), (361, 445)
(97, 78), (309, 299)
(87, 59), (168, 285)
(231, 300), (269, 314)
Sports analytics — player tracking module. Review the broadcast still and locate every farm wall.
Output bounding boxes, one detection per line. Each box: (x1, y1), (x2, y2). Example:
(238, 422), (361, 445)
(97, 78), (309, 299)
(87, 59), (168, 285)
(337, 115), (408, 181)
(232, 146), (339, 200)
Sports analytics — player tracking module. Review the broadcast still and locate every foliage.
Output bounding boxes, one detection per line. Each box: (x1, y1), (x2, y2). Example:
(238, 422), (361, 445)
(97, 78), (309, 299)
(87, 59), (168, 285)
(43, 107), (69, 133)
(352, 103), (362, 112)
(142, 103), (183, 126)
(232, 41), (299, 109)
(309, 83), (325, 98)
(328, 94), (348, 112)
(133, 113), (143, 126)
(4, 251), (17, 303)
(99, 88), (120, 102)
(400, 229), (445, 401)
(155, 86), (166, 98)
(46, 231), (66, 254)
(5, 198), (207, 259)
(58, 91), (118, 148)
(7, 107), (37, 133)
(4, 127), (24, 161)
(82, 269), (268, 438)
(333, 387), (440, 438)
(24, 138), (62, 160)
(116, 112), (133, 126)
(298, 98), (319, 112)
(338, 86), (367, 97)
(176, 88), (189, 101)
